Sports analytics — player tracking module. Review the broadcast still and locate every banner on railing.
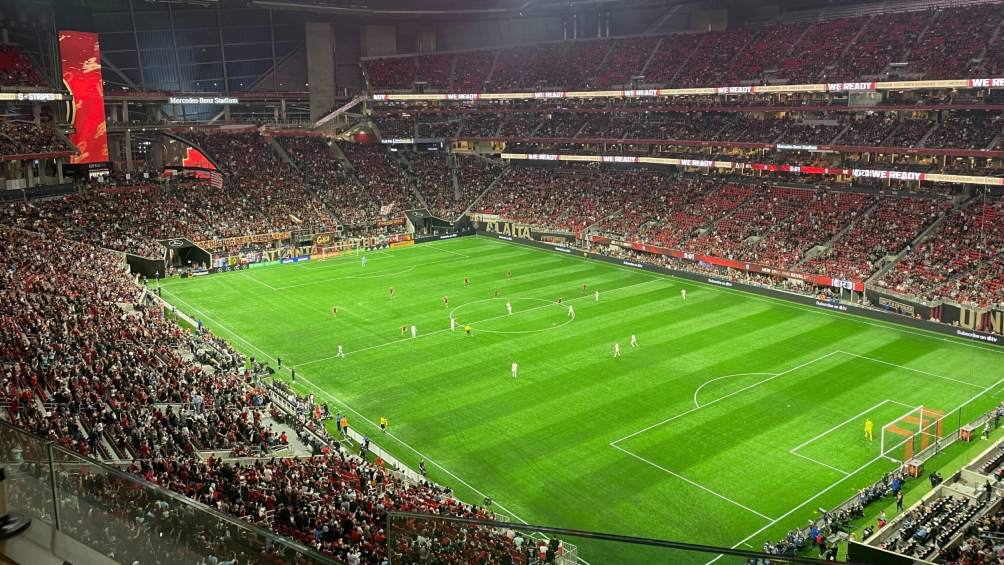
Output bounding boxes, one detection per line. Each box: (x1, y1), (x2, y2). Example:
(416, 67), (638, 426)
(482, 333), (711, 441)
(196, 231), (291, 251)
(940, 304), (1004, 338)
(608, 238), (866, 292)
(500, 153), (1004, 187)
(825, 82), (877, 92)
(372, 77), (1004, 102)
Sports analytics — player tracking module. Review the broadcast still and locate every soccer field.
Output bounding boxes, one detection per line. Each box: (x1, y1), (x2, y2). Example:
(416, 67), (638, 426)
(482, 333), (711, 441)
(160, 236), (1004, 563)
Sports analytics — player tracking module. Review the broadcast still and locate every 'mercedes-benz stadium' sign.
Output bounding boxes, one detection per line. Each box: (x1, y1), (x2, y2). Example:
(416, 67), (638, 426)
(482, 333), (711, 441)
(168, 96), (239, 105)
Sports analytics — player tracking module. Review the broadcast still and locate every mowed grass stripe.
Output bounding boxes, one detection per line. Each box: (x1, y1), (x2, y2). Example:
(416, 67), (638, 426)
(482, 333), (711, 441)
(161, 237), (1004, 564)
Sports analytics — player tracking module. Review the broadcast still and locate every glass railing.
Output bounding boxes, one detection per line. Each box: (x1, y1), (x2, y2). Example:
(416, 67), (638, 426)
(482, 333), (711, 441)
(386, 511), (856, 564)
(0, 420), (340, 564)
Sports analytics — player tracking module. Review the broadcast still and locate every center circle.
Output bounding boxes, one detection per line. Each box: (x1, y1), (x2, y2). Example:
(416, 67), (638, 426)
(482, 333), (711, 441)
(450, 297), (574, 334)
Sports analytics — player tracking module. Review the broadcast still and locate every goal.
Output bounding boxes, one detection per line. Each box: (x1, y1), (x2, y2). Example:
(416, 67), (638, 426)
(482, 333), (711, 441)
(313, 240), (362, 260)
(880, 405), (945, 462)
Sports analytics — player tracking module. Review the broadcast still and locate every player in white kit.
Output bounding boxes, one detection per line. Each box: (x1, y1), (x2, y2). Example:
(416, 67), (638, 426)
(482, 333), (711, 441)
(613, 343), (621, 357)
(506, 301), (513, 315)
(567, 305), (575, 318)
(337, 344), (345, 358)
(630, 335), (638, 348)
(511, 362), (518, 379)
(450, 317), (457, 332)
(681, 289), (687, 301)
(410, 325), (417, 338)
(594, 290), (599, 302)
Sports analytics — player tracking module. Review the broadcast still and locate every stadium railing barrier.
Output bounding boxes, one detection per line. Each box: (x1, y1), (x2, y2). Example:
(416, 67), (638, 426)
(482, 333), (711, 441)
(385, 511), (866, 564)
(0, 419), (342, 564)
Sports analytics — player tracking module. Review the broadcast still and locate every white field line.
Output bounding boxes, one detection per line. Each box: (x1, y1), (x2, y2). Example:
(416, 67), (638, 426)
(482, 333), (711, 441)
(422, 242), (472, 258)
(786, 397), (914, 475)
(273, 239), (523, 289)
(788, 451), (851, 476)
(345, 265), (417, 279)
(610, 351), (842, 446)
(837, 350), (986, 389)
(274, 255), (458, 290)
(296, 277), (660, 367)
(692, 373), (777, 408)
(703, 374), (1004, 565)
(297, 251), (389, 270)
(701, 447), (901, 565)
(789, 399), (905, 453)
(610, 444), (775, 521)
(159, 287), (534, 527)
(239, 271), (279, 291)
(475, 236), (1004, 355)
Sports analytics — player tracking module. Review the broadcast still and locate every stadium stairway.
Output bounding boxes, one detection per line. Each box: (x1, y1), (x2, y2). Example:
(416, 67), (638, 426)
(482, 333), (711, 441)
(917, 121), (941, 147)
(667, 37), (704, 85)
(865, 196), (967, 283)
(266, 137), (301, 175)
(391, 151), (433, 210)
(481, 51), (500, 89)
(588, 42), (618, 88)
(52, 128), (77, 156)
(637, 37), (664, 79)
(893, 9), (941, 74)
(331, 142), (356, 175)
(828, 121), (854, 145)
(449, 154), (461, 203)
(458, 162), (508, 218)
(975, 18), (1004, 73)
(834, 14), (877, 73)
(446, 56), (459, 92)
(795, 195), (885, 269)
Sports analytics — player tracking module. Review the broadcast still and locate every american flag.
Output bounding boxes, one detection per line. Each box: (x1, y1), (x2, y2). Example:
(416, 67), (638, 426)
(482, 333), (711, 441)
(209, 171), (224, 189)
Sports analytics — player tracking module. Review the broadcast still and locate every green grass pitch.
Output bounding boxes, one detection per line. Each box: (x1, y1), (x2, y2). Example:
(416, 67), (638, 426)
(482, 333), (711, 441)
(159, 236), (1004, 563)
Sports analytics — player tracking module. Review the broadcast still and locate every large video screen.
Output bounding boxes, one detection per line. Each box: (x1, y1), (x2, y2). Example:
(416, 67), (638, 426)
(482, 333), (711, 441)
(59, 30), (109, 164)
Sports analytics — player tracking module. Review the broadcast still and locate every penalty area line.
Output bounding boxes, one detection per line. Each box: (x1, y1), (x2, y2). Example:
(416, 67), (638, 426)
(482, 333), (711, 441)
(611, 351), (842, 446)
(701, 449), (901, 565)
(836, 350), (986, 389)
(611, 444), (775, 522)
(703, 374), (1004, 565)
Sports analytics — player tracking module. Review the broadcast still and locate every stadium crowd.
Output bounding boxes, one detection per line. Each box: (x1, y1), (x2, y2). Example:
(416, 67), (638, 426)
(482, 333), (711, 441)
(0, 45), (46, 86)
(473, 165), (1004, 306)
(802, 196), (951, 282)
(879, 195), (1004, 306)
(0, 224), (541, 564)
(365, 3), (1003, 92)
(273, 134), (385, 226)
(0, 121), (69, 156)
(371, 109), (1000, 154)
(477, 166), (631, 234)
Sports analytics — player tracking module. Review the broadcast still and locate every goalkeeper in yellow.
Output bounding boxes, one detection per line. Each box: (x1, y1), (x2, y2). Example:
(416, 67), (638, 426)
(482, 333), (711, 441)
(864, 418), (874, 441)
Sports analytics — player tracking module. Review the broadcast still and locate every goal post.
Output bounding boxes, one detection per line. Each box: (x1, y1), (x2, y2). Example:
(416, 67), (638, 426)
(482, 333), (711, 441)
(880, 405), (945, 462)
(313, 240), (363, 260)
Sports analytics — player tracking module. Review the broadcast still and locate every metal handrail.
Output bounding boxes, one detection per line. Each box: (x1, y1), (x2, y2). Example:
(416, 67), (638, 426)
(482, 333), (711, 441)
(0, 418), (342, 564)
(385, 511), (865, 564)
